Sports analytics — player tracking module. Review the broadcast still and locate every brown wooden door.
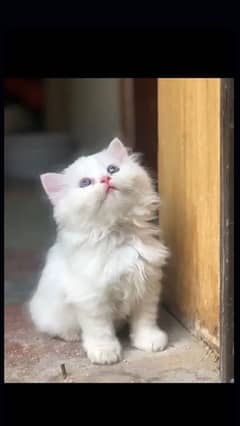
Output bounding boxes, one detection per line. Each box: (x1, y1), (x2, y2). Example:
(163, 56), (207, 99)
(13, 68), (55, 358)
(120, 78), (234, 382)
(158, 78), (221, 350)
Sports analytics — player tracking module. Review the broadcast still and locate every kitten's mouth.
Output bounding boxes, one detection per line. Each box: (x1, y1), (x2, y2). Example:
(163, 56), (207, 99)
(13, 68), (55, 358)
(100, 184), (118, 206)
(106, 185), (117, 193)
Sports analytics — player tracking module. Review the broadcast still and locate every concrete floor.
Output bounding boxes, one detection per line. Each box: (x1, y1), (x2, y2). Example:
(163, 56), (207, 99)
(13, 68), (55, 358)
(4, 182), (220, 383)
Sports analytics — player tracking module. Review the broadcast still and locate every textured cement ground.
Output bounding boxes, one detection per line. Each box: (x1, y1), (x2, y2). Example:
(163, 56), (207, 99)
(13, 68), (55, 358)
(4, 182), (220, 383)
(4, 304), (220, 383)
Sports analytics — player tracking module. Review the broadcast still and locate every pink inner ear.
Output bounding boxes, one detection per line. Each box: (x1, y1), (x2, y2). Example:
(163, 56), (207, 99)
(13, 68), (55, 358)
(107, 138), (128, 161)
(40, 173), (66, 204)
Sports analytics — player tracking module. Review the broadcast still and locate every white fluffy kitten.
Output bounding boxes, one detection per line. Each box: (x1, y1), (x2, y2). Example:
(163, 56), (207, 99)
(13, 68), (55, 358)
(29, 138), (169, 365)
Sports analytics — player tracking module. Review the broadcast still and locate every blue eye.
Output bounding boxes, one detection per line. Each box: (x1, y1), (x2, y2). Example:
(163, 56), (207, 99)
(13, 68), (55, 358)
(79, 177), (92, 188)
(107, 164), (120, 174)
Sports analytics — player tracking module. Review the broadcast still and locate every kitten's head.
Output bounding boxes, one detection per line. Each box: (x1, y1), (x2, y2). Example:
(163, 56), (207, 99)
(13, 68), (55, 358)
(41, 138), (159, 231)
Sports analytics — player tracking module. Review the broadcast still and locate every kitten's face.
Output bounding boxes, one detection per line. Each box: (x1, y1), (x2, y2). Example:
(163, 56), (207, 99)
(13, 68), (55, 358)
(41, 138), (157, 230)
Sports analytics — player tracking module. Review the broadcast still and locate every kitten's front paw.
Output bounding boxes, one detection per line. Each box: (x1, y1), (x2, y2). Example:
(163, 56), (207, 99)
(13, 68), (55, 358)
(131, 328), (168, 352)
(85, 340), (122, 365)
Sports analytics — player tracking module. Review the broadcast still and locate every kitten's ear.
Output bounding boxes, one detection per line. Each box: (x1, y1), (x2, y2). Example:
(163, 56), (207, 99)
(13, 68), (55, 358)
(107, 138), (128, 161)
(40, 173), (67, 205)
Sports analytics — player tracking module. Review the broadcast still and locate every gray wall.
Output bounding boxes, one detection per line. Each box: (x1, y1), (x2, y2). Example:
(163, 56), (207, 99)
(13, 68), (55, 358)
(69, 78), (122, 155)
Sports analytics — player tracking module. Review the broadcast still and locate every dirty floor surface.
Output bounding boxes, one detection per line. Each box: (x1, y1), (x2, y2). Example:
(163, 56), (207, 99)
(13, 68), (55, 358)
(4, 182), (220, 383)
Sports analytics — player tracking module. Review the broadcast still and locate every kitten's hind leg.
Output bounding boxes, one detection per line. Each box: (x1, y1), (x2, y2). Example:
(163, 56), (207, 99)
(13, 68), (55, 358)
(57, 328), (81, 342)
(29, 296), (81, 342)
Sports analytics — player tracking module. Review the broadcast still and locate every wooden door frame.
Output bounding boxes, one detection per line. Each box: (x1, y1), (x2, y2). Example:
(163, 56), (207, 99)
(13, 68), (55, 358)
(220, 78), (234, 383)
(119, 78), (158, 173)
(119, 79), (136, 149)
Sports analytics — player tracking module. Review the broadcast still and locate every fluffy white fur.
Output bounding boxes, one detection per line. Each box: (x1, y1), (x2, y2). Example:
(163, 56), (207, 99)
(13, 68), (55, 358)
(29, 138), (169, 365)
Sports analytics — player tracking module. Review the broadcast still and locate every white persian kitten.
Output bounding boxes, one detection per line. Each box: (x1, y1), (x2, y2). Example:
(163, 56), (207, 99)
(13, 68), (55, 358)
(29, 138), (169, 364)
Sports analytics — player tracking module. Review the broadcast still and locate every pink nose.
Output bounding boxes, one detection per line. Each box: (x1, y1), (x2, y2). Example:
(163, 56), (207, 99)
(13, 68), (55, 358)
(100, 176), (111, 184)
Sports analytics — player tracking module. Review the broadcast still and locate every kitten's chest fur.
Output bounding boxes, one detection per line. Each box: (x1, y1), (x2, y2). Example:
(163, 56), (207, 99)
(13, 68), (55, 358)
(61, 228), (150, 307)
(68, 233), (143, 282)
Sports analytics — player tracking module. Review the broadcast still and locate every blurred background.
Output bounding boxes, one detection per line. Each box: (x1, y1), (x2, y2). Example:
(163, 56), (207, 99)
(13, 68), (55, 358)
(4, 78), (157, 305)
